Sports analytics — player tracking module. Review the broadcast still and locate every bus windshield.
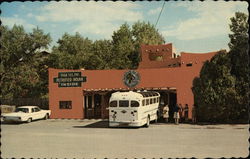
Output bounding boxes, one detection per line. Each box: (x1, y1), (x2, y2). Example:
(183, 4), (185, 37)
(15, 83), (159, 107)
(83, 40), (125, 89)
(119, 100), (129, 107)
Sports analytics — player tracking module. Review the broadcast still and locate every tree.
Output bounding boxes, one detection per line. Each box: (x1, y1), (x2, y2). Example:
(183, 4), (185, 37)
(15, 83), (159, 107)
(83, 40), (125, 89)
(228, 12), (249, 121)
(110, 21), (165, 69)
(49, 33), (93, 69)
(192, 51), (237, 123)
(0, 25), (51, 99)
(111, 23), (135, 69)
(192, 12), (249, 123)
(87, 40), (113, 70)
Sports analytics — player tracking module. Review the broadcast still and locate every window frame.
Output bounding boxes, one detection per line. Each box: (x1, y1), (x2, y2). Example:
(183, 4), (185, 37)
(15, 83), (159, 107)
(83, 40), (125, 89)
(59, 101), (72, 109)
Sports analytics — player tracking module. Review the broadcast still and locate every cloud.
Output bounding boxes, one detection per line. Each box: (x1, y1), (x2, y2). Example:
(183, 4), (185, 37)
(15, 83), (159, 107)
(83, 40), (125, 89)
(162, 1), (248, 40)
(1, 17), (36, 30)
(148, 7), (162, 15)
(34, 1), (143, 37)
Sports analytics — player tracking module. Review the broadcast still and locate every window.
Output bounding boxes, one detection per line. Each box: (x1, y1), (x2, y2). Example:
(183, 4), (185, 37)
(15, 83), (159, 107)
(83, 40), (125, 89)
(15, 108), (29, 113)
(119, 100), (129, 107)
(153, 98), (156, 103)
(142, 99), (145, 106)
(186, 63), (193, 67)
(150, 98), (153, 104)
(157, 97), (159, 103)
(131, 100), (140, 107)
(109, 101), (117, 107)
(34, 107), (40, 112)
(146, 99), (149, 105)
(59, 101), (72, 109)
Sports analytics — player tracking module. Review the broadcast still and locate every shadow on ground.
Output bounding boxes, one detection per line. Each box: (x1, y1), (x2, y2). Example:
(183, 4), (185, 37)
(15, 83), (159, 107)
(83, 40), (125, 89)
(1, 121), (23, 125)
(73, 120), (141, 129)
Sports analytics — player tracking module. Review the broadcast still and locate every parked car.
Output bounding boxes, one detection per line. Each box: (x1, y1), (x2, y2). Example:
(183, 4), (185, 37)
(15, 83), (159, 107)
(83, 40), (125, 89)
(1, 106), (51, 123)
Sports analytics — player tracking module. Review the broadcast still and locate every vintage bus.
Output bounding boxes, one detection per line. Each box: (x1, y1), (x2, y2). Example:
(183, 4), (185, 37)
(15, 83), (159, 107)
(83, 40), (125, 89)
(109, 91), (160, 127)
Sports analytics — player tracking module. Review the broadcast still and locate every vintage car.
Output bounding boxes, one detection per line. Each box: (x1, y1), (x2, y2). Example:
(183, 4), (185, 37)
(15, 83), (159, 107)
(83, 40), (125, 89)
(1, 106), (51, 123)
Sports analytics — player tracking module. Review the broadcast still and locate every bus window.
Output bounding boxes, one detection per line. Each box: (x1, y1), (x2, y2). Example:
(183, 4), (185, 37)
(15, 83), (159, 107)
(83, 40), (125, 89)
(119, 100), (129, 107)
(110, 101), (117, 107)
(131, 100), (140, 107)
(146, 99), (149, 105)
(157, 97), (159, 103)
(150, 98), (153, 104)
(153, 98), (156, 103)
(142, 99), (145, 106)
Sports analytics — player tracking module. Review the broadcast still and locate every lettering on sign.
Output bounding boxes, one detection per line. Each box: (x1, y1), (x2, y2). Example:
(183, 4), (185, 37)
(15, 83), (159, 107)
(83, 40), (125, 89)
(53, 72), (87, 87)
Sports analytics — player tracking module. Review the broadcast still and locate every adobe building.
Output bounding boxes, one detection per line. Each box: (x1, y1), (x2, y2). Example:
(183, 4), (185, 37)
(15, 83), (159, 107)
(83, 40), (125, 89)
(49, 43), (217, 120)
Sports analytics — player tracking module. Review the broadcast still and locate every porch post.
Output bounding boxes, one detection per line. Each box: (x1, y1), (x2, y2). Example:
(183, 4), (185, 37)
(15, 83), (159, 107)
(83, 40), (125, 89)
(100, 93), (106, 119)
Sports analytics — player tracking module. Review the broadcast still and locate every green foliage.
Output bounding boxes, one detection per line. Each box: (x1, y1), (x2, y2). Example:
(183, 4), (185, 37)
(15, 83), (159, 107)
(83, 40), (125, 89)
(0, 25), (52, 99)
(50, 21), (165, 70)
(193, 12), (249, 123)
(228, 12), (249, 122)
(111, 21), (165, 69)
(1, 21), (164, 99)
(49, 33), (92, 69)
(111, 23), (135, 69)
(193, 51), (237, 122)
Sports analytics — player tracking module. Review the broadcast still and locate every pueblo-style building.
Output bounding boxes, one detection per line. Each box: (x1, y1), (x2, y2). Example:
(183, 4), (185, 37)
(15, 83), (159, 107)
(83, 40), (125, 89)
(49, 43), (217, 120)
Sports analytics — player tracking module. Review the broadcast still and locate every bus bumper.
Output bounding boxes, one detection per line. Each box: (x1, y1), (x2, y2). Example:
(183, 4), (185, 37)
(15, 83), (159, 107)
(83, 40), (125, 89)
(109, 121), (142, 127)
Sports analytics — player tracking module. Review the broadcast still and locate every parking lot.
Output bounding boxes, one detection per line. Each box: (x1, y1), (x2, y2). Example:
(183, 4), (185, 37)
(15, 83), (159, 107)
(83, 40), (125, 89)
(1, 119), (249, 159)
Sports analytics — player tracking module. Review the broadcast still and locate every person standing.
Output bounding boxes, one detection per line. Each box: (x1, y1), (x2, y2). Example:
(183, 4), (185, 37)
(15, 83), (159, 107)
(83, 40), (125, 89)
(179, 104), (184, 123)
(162, 104), (169, 123)
(173, 104), (180, 124)
(184, 104), (189, 122)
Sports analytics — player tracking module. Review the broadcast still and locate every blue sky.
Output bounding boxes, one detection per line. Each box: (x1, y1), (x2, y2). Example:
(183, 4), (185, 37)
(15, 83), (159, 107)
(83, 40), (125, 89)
(1, 1), (248, 53)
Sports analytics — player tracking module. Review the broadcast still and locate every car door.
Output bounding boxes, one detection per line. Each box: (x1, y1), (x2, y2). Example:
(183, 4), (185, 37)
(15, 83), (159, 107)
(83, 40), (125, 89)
(31, 108), (38, 120)
(35, 107), (44, 119)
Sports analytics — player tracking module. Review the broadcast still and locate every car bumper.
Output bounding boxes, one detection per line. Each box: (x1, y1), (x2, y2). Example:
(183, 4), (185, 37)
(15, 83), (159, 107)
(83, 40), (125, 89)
(2, 117), (25, 122)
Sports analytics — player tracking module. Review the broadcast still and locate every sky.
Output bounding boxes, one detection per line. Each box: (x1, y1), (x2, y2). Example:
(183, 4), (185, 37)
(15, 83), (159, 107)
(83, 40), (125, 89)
(0, 1), (248, 53)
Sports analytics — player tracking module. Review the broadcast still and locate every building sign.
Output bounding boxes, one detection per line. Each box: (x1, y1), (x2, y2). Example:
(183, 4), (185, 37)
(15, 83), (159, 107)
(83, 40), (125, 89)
(54, 72), (87, 87)
(123, 70), (140, 87)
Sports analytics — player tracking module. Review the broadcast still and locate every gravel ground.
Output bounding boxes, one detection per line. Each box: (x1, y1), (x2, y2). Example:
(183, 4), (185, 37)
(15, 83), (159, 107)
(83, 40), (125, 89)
(1, 119), (249, 159)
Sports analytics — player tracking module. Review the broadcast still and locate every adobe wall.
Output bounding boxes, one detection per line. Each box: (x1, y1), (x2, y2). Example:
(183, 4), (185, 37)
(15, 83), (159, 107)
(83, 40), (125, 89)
(49, 46), (217, 119)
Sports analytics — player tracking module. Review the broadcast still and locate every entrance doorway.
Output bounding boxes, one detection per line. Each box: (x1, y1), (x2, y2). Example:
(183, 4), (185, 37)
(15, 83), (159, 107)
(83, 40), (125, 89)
(84, 92), (111, 119)
(84, 94), (102, 119)
(158, 90), (177, 122)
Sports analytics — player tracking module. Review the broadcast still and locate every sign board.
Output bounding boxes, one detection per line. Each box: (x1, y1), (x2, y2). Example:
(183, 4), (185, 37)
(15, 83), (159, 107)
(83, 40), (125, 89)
(53, 72), (87, 87)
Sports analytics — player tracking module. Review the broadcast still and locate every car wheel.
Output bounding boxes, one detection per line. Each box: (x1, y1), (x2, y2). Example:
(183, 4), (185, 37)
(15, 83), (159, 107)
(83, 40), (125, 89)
(27, 118), (32, 123)
(145, 116), (150, 128)
(44, 114), (49, 120)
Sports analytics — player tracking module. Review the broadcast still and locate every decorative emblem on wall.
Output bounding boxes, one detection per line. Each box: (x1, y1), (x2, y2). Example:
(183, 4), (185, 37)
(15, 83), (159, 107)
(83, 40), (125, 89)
(123, 70), (140, 87)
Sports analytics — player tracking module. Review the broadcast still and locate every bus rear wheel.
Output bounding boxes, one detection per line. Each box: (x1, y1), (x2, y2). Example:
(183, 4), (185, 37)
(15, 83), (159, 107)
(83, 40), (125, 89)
(145, 116), (150, 128)
(155, 112), (159, 123)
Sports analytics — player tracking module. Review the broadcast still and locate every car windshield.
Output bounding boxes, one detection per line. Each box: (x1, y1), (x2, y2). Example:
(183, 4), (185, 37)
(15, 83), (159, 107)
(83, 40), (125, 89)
(15, 108), (29, 113)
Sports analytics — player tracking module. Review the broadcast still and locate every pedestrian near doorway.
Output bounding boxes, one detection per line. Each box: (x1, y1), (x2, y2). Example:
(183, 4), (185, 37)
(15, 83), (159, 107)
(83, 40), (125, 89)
(179, 103), (184, 122)
(173, 104), (180, 124)
(162, 104), (169, 123)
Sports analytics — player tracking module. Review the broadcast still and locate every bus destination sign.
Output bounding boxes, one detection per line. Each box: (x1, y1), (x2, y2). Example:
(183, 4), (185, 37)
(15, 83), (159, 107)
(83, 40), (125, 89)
(53, 72), (87, 87)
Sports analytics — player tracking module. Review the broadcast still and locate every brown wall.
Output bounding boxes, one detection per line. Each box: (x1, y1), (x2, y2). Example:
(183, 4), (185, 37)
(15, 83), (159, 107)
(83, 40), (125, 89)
(49, 69), (84, 119)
